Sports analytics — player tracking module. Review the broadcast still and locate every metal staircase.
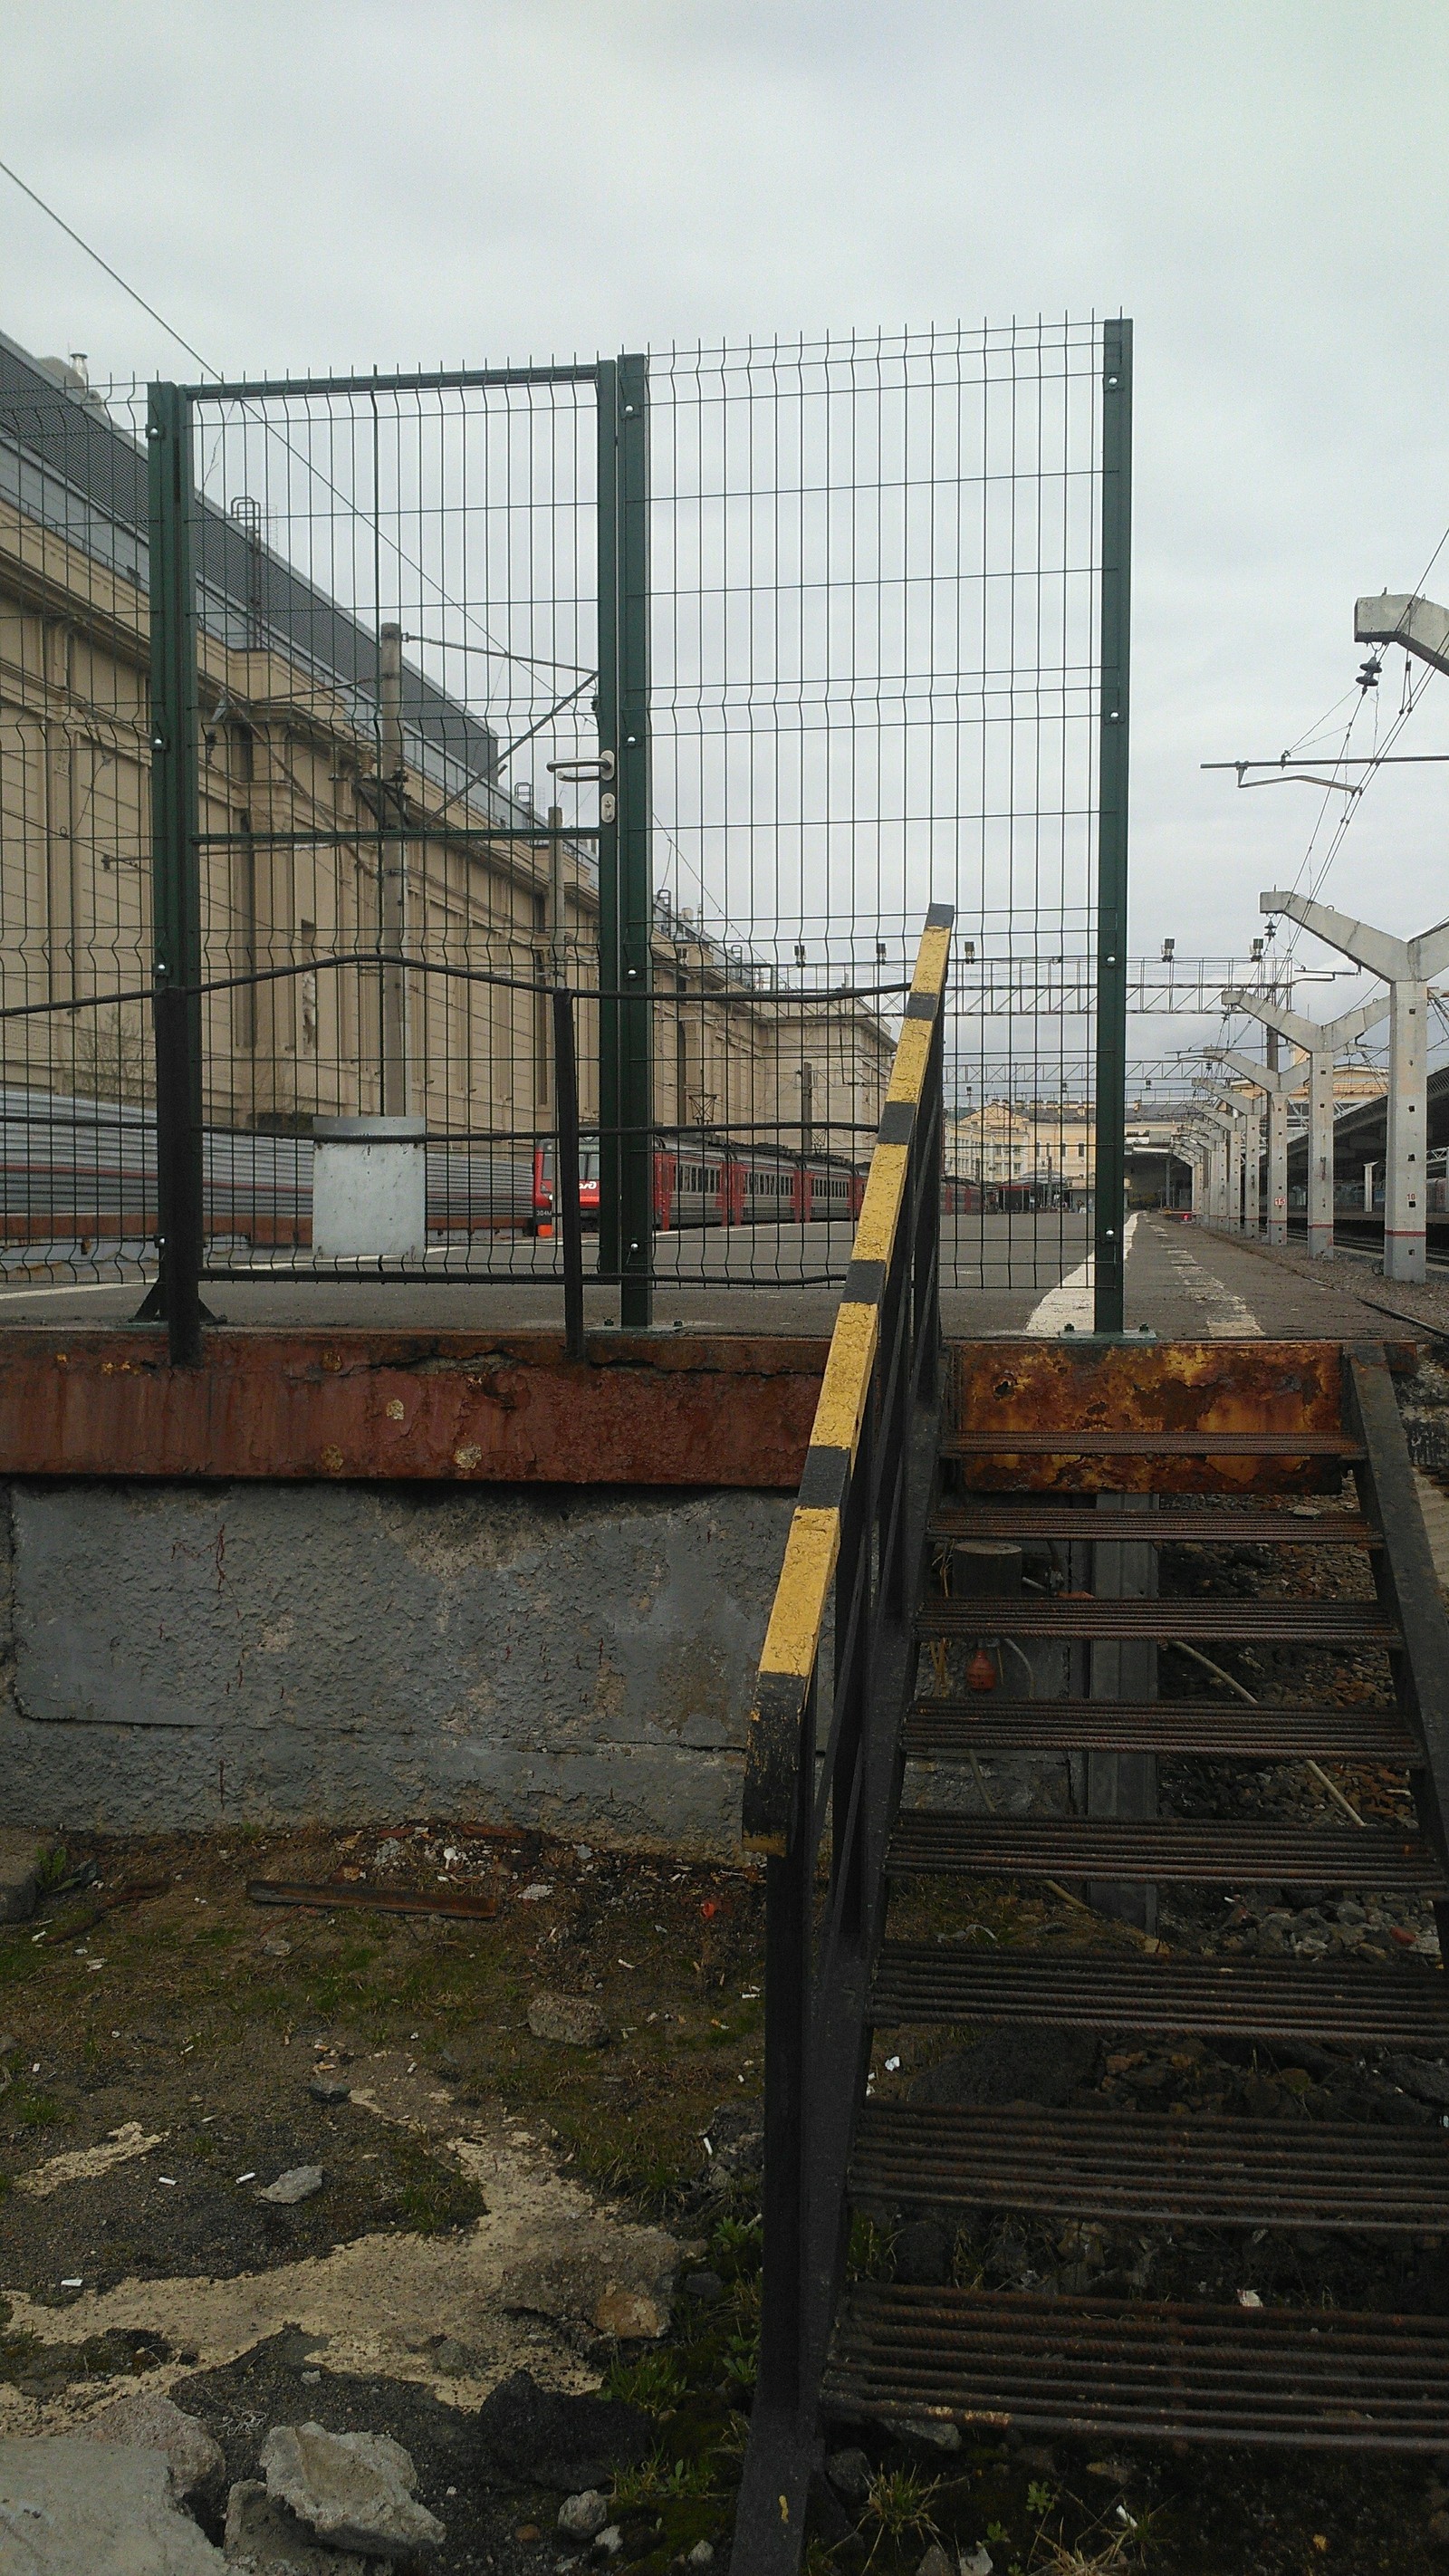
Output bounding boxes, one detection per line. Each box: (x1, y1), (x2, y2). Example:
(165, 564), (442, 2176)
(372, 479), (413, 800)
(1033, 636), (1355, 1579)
(734, 913), (1449, 2568)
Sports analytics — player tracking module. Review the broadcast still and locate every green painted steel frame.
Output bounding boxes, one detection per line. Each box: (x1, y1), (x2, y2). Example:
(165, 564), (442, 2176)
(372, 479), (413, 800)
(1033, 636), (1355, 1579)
(146, 380), (205, 1365)
(595, 354), (654, 1324)
(1093, 318), (1133, 1333)
(149, 354), (655, 1333)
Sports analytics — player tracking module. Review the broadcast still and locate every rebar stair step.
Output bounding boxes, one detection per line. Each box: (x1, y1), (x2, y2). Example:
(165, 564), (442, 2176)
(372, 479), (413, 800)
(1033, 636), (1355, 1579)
(822, 2287), (1449, 2450)
(903, 1696), (1419, 1761)
(930, 1503), (1380, 1546)
(941, 1429), (1366, 1462)
(851, 2100), (1449, 2232)
(870, 1945), (1449, 2045)
(885, 1813), (1444, 1890)
(916, 1596), (1397, 1644)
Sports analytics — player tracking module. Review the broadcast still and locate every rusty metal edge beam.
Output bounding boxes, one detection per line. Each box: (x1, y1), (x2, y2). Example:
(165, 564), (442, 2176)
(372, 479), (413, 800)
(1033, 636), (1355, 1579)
(0, 1326), (831, 1485)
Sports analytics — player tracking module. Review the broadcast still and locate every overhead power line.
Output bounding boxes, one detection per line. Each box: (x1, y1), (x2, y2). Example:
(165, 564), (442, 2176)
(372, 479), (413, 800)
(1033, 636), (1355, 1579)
(0, 153), (216, 376)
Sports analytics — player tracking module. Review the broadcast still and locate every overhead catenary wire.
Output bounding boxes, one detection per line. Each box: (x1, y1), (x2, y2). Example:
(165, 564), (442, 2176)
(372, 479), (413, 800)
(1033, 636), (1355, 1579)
(0, 155), (577, 703)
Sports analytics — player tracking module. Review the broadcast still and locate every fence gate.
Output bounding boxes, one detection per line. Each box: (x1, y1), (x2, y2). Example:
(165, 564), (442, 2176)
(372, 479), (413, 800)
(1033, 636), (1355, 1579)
(145, 357), (659, 1357)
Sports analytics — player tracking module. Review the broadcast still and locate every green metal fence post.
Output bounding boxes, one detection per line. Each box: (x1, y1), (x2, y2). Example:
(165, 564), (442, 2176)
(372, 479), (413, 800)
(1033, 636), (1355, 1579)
(1093, 318), (1132, 1333)
(146, 380), (205, 1364)
(617, 354), (654, 1327)
(594, 360), (622, 1295)
(595, 353), (654, 1327)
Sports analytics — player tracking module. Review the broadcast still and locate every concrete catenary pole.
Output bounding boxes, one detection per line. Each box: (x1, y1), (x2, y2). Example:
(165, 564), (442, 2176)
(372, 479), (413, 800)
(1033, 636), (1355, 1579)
(1195, 1104), (1235, 1227)
(1205, 1048), (1307, 1245)
(1258, 894), (1449, 1281)
(1207, 1093), (1251, 1232)
(1181, 1120), (1214, 1221)
(1221, 986), (1386, 1260)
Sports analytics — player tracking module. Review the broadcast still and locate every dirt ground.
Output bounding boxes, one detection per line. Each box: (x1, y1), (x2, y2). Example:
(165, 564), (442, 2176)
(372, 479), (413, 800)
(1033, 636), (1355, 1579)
(7, 1475), (1449, 2570)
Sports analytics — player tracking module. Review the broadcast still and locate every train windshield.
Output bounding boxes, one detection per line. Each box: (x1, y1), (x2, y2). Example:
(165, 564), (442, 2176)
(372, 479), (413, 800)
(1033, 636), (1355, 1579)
(579, 1148), (600, 1181)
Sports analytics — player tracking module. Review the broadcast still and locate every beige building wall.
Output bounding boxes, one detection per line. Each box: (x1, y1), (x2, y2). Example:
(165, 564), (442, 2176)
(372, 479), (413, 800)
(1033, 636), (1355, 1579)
(1, 473), (890, 1163)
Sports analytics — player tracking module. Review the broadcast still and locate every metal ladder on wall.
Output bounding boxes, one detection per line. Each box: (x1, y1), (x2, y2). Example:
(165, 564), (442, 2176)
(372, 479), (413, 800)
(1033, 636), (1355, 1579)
(734, 910), (1449, 2570)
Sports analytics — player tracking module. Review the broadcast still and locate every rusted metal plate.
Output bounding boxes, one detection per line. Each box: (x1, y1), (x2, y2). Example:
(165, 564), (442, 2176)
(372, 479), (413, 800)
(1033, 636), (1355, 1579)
(945, 1339), (1409, 1492)
(0, 1328), (829, 1485)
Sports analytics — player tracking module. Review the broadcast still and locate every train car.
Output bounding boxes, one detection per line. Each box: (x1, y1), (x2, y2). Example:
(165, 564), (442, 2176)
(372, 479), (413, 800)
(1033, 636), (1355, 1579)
(659, 1136), (865, 1230)
(531, 1140), (601, 1235)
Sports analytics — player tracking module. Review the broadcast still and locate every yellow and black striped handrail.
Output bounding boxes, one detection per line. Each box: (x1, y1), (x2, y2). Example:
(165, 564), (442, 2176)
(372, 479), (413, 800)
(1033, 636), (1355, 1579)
(743, 903), (954, 1854)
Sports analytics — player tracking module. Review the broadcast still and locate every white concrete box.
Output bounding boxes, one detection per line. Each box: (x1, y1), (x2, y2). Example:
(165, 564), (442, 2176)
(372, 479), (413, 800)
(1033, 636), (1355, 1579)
(312, 1115), (427, 1260)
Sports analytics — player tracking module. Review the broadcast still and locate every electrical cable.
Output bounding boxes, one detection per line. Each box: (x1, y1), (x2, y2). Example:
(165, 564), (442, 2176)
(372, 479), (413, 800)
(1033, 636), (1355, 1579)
(0, 154), (582, 710)
(0, 153), (217, 377)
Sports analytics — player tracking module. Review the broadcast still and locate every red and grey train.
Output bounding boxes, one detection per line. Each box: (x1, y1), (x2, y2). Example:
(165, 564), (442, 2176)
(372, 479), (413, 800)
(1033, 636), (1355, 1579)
(531, 1137), (866, 1233)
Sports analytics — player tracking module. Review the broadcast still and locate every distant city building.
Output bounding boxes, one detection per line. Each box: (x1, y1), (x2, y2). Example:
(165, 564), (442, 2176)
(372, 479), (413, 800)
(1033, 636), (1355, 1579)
(947, 1099), (1094, 1193)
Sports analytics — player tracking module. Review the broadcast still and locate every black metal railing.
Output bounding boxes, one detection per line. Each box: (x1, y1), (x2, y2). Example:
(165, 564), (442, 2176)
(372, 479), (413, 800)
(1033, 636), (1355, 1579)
(734, 906), (952, 2570)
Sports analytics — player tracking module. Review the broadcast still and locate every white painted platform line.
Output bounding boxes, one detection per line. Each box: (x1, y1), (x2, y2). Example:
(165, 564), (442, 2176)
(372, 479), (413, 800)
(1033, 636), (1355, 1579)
(1025, 1214), (1138, 1334)
(1156, 1228), (1262, 1338)
(0, 1275), (151, 1302)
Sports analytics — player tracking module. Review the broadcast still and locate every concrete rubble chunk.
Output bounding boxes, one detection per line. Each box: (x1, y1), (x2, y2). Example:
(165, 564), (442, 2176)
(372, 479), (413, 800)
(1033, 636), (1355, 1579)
(84, 2389), (226, 2514)
(260, 2423), (444, 2562)
(257, 2165), (324, 2206)
(825, 2447), (872, 2505)
(917, 2548), (959, 2576)
(558, 2488), (610, 2540)
(307, 2076), (351, 2106)
(0, 2436), (227, 2573)
(0, 1831), (48, 1926)
(223, 2479), (372, 2574)
(485, 2196), (681, 2342)
(526, 1994), (611, 2048)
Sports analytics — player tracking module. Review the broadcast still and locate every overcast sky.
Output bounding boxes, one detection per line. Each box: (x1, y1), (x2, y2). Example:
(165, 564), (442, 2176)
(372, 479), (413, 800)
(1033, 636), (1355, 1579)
(5, 1), (1446, 1069)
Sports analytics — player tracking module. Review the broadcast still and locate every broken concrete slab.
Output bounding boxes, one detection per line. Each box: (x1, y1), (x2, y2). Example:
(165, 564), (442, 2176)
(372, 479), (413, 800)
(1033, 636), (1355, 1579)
(83, 2389), (226, 2515)
(0, 1831), (48, 1926)
(0, 2436), (226, 2572)
(260, 2424), (443, 2562)
(222, 2480), (373, 2574)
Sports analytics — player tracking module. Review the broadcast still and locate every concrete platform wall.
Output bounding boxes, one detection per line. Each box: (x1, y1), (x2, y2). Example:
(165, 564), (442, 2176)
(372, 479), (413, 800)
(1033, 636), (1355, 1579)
(0, 1480), (793, 1854)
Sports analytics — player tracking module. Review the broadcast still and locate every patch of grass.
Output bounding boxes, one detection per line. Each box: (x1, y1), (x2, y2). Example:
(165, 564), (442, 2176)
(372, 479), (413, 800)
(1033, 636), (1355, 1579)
(379, 2137), (486, 2235)
(34, 1848), (68, 1893)
(11, 2090), (67, 2131)
(611, 2449), (718, 2509)
(860, 2464), (941, 2562)
(603, 2349), (687, 2415)
(710, 2210), (762, 2267)
(0, 1938), (45, 1994)
(549, 2105), (704, 2212)
(847, 2210), (894, 2280)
